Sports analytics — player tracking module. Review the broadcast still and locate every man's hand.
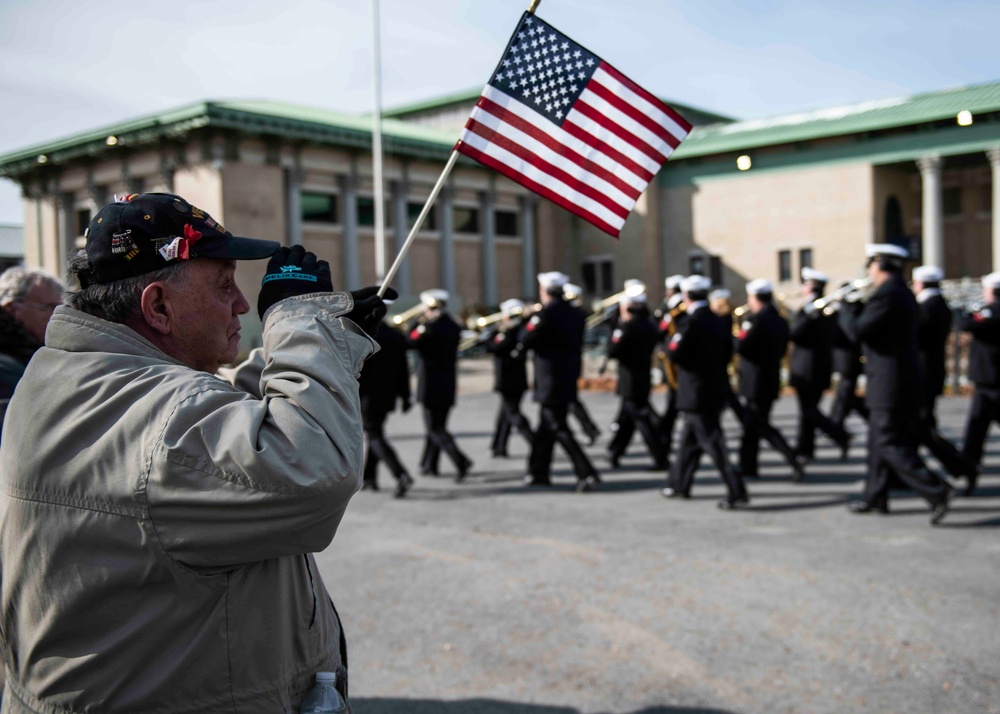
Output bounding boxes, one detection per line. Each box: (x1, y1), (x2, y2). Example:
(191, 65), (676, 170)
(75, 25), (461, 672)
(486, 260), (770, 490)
(401, 399), (412, 413)
(258, 246), (333, 319)
(348, 286), (399, 337)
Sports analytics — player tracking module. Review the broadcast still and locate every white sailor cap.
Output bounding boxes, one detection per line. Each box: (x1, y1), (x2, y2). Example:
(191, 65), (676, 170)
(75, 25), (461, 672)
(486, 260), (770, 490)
(620, 291), (648, 306)
(801, 267), (829, 284)
(500, 298), (525, 315)
(666, 293), (685, 310)
(420, 289), (449, 307)
(537, 271), (569, 289)
(912, 265), (944, 283)
(746, 278), (773, 296)
(982, 272), (1000, 289)
(623, 278), (645, 292)
(680, 274), (712, 293)
(665, 274), (684, 290)
(562, 283), (582, 300)
(865, 243), (909, 260)
(709, 288), (731, 302)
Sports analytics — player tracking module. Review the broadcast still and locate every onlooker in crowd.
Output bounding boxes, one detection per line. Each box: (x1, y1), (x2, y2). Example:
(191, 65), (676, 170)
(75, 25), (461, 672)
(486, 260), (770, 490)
(0, 193), (393, 713)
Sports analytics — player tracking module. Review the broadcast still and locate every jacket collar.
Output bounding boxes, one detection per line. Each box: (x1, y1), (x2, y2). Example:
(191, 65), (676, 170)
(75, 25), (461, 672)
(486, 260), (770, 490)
(916, 288), (941, 303)
(44, 306), (188, 366)
(686, 300), (708, 315)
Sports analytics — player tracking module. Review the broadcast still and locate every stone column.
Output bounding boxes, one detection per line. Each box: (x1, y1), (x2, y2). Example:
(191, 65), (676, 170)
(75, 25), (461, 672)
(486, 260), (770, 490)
(519, 194), (537, 300)
(917, 155), (944, 269)
(339, 173), (361, 290)
(988, 148), (1000, 272)
(390, 179), (412, 296)
(59, 192), (75, 268)
(479, 188), (498, 305)
(439, 186), (456, 295)
(285, 166), (304, 247)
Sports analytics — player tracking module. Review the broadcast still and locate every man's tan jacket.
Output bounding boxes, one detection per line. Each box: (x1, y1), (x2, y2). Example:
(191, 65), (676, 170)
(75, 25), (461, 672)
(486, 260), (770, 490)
(0, 293), (375, 713)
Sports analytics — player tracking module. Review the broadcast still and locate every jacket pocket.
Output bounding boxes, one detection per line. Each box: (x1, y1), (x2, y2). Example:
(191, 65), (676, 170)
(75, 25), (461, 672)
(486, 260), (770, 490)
(302, 554), (318, 628)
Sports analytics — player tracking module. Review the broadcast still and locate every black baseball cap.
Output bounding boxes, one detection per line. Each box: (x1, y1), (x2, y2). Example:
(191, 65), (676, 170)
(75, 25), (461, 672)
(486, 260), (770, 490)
(79, 193), (280, 286)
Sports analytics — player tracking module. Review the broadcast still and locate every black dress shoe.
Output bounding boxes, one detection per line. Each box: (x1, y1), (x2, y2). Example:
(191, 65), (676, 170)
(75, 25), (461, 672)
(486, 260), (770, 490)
(607, 453), (621, 469)
(660, 486), (688, 499)
(791, 455), (808, 483)
(575, 474), (600, 493)
(964, 467), (979, 497)
(930, 493), (951, 525)
(455, 459), (473, 483)
(361, 480), (378, 491)
(717, 496), (750, 511)
(394, 473), (414, 499)
(491, 450), (509, 458)
(523, 475), (552, 487)
(839, 435), (852, 462)
(420, 467), (439, 477)
(847, 500), (889, 515)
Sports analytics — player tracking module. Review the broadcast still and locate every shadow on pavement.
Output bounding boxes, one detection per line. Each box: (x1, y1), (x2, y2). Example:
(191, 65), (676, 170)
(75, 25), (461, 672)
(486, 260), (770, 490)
(352, 699), (737, 714)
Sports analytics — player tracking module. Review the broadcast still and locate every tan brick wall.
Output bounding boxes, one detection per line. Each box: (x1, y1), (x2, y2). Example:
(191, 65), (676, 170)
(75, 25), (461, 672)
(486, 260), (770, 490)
(496, 242), (524, 302)
(454, 240), (483, 310)
(409, 238), (441, 294)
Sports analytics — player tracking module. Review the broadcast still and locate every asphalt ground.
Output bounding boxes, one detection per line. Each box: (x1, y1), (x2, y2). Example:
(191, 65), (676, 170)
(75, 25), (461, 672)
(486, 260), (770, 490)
(318, 366), (1000, 714)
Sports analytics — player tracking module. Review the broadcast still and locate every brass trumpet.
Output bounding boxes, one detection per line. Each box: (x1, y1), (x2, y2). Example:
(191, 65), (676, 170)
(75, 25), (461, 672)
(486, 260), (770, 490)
(812, 277), (873, 312)
(585, 282), (647, 328)
(733, 303), (751, 318)
(390, 303), (424, 327)
(473, 302), (541, 329)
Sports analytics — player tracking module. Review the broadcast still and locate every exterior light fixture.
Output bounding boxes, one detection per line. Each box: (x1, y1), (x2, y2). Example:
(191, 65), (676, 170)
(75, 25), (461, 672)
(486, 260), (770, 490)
(106, 135), (119, 146)
(36, 155), (48, 164)
(956, 110), (973, 127)
(736, 155), (752, 171)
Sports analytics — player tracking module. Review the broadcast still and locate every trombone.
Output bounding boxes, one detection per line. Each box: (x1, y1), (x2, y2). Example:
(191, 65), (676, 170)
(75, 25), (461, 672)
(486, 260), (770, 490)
(390, 303), (424, 327)
(812, 277), (873, 313)
(472, 302), (541, 329)
(584, 281), (647, 328)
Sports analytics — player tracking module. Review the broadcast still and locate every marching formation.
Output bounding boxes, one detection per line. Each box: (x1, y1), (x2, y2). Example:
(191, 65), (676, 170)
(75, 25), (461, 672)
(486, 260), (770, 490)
(364, 243), (998, 526)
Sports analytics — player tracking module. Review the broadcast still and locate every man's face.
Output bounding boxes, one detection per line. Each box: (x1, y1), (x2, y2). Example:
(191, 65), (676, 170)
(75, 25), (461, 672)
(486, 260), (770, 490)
(748, 294), (762, 313)
(162, 259), (249, 373)
(867, 259), (888, 286)
(4, 281), (62, 344)
(912, 280), (924, 295)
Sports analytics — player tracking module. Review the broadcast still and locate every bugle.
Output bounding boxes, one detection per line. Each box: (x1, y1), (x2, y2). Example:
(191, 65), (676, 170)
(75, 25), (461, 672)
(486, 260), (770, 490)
(732, 303), (750, 318)
(390, 303), (424, 327)
(812, 277), (873, 312)
(585, 281), (647, 328)
(473, 302), (540, 329)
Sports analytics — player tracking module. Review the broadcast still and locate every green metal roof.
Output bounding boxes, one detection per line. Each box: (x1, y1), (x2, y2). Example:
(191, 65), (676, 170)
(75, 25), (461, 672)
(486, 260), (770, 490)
(0, 100), (460, 177)
(674, 78), (1000, 160)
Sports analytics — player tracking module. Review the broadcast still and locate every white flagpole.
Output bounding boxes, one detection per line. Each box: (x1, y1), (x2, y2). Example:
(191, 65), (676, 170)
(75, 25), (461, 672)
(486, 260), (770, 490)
(378, 150), (459, 297)
(371, 0), (387, 281)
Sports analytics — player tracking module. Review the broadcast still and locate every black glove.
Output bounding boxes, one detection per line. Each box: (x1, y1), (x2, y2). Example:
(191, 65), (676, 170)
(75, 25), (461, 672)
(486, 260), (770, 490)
(401, 399), (412, 413)
(258, 245), (333, 319)
(347, 286), (399, 337)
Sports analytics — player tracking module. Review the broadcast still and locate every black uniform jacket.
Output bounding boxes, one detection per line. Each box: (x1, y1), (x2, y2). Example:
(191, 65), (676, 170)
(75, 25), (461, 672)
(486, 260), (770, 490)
(736, 304), (789, 404)
(407, 312), (462, 409)
(960, 299), (1000, 388)
(607, 311), (659, 403)
(839, 273), (921, 411)
(486, 321), (529, 397)
(521, 297), (584, 406)
(360, 321), (411, 415)
(916, 291), (952, 398)
(667, 305), (732, 413)
(831, 301), (864, 380)
(789, 294), (834, 390)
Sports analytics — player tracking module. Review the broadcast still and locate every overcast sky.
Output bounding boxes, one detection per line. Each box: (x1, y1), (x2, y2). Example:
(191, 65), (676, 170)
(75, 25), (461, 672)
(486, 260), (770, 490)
(1, 0), (998, 224)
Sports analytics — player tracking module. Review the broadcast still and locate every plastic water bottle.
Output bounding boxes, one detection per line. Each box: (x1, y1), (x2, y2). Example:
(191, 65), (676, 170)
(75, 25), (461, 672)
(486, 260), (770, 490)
(300, 672), (347, 713)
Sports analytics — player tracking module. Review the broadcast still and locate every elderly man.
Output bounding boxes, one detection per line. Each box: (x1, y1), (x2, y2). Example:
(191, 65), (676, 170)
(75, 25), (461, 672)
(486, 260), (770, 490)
(0, 193), (393, 712)
(0, 267), (63, 430)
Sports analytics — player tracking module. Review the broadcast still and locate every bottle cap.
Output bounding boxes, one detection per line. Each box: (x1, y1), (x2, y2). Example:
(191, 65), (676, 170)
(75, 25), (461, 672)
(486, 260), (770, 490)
(315, 672), (336, 683)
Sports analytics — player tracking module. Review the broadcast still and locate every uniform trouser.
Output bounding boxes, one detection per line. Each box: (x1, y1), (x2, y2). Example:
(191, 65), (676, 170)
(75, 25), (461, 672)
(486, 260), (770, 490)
(607, 398), (667, 464)
(529, 404), (598, 481)
(829, 373), (869, 429)
(739, 397), (799, 475)
(667, 410), (747, 501)
(569, 398), (601, 440)
(863, 407), (951, 509)
(420, 406), (470, 474)
(919, 392), (969, 477)
(363, 409), (407, 484)
(725, 388), (747, 429)
(659, 388), (680, 455)
(491, 392), (534, 454)
(795, 383), (850, 457)
(962, 386), (1000, 469)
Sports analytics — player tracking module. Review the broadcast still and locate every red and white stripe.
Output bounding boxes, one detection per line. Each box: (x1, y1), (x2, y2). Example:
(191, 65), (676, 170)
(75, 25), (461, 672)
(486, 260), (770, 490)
(456, 61), (691, 238)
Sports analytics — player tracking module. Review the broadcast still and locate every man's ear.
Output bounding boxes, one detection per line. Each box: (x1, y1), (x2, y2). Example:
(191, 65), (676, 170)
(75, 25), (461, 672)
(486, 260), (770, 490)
(139, 282), (172, 336)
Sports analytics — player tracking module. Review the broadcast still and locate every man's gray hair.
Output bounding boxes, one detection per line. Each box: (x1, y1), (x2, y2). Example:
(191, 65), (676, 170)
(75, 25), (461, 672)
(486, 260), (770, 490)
(0, 267), (64, 308)
(66, 251), (188, 324)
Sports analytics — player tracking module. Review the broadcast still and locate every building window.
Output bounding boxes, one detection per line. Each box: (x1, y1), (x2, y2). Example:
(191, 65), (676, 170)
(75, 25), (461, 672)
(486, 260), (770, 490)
(495, 209), (518, 236)
(75, 208), (91, 236)
(799, 248), (813, 272)
(302, 192), (338, 223)
(943, 187), (962, 217)
(778, 250), (791, 282)
(709, 255), (722, 286)
(357, 197), (392, 228)
(407, 202), (436, 231)
(582, 256), (614, 296)
(689, 254), (705, 276)
(453, 206), (480, 233)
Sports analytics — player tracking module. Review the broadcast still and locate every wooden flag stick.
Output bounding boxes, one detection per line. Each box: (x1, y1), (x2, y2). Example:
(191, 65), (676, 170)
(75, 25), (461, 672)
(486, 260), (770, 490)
(377, 149), (460, 297)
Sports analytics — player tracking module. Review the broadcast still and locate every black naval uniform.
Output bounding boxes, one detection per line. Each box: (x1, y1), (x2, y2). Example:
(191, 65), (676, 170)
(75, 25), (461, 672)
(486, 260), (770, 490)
(606, 306), (668, 468)
(486, 320), (534, 456)
(568, 303), (602, 444)
(828, 300), (869, 429)
(522, 296), (600, 490)
(915, 289), (970, 481)
(839, 273), (951, 515)
(408, 312), (473, 480)
(655, 300), (686, 460)
(360, 321), (413, 494)
(960, 297), (1000, 495)
(663, 302), (748, 506)
(735, 302), (803, 480)
(790, 294), (851, 459)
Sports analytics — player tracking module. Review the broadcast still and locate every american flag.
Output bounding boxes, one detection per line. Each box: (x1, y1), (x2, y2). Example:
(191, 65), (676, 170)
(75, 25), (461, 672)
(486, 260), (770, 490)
(455, 12), (692, 239)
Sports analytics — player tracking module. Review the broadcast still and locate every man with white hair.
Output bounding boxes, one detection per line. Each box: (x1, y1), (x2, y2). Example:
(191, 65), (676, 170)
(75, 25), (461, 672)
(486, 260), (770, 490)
(958, 271), (1000, 496)
(522, 271), (601, 491)
(838, 244), (951, 523)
